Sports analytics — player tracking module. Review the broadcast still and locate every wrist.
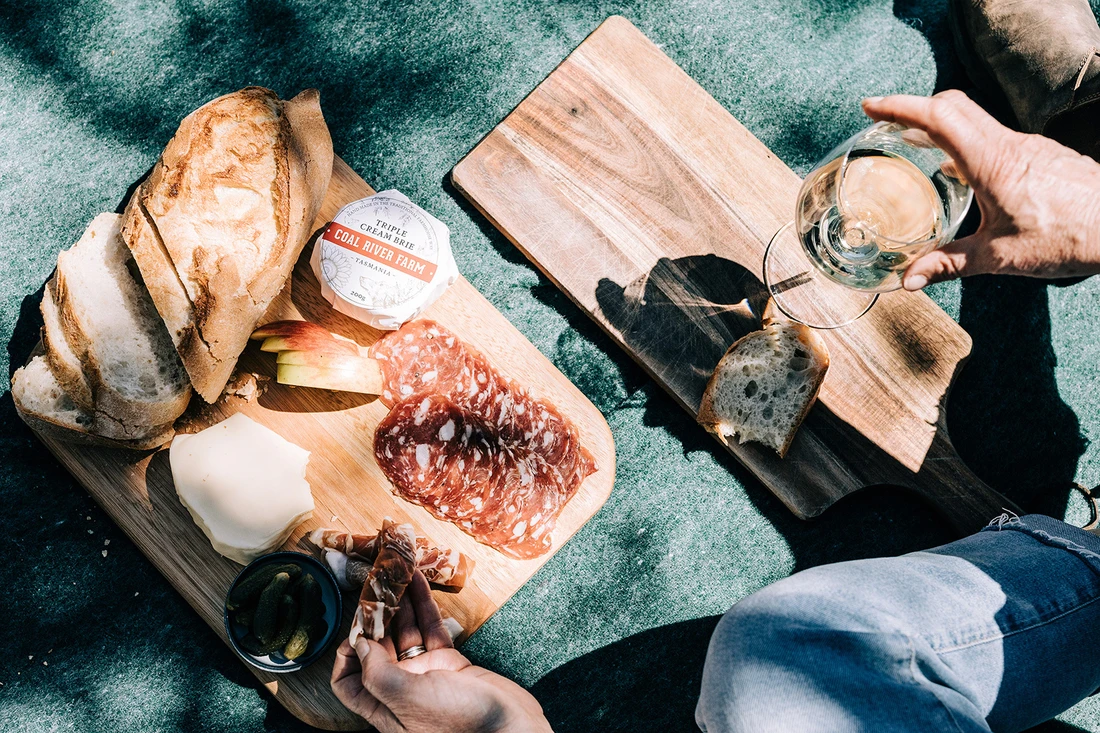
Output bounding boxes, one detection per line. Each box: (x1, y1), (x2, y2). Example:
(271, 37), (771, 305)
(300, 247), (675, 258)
(495, 703), (553, 733)
(1074, 156), (1100, 272)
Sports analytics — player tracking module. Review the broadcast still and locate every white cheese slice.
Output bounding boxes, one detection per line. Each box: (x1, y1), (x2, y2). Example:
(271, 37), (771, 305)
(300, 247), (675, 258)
(170, 413), (314, 565)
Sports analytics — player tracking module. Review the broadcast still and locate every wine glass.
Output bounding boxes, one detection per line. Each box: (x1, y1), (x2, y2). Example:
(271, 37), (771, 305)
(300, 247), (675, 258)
(762, 122), (973, 329)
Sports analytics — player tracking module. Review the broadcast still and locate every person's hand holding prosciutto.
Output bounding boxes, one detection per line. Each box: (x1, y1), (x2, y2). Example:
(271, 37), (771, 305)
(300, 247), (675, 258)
(331, 571), (552, 733)
(862, 90), (1100, 290)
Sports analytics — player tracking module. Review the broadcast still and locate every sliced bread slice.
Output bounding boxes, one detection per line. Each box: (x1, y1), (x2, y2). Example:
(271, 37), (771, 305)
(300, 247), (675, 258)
(41, 276), (94, 410)
(12, 352), (173, 450)
(42, 281), (177, 443)
(54, 213), (192, 426)
(698, 312), (829, 457)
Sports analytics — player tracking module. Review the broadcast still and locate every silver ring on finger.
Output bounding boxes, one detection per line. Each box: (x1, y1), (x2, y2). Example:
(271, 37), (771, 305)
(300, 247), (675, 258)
(397, 644), (427, 661)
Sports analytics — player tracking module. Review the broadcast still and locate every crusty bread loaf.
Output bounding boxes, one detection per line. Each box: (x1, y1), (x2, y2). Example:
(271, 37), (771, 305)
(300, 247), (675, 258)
(41, 277), (94, 410)
(53, 213), (192, 426)
(698, 308), (829, 457)
(122, 87), (333, 402)
(12, 352), (173, 451)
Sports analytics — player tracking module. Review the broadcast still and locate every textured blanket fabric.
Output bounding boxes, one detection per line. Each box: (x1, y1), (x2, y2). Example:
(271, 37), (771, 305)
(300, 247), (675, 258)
(2, 1), (1100, 731)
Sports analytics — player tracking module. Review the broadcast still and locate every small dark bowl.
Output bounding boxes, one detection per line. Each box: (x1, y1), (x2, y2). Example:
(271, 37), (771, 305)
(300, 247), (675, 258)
(223, 551), (342, 673)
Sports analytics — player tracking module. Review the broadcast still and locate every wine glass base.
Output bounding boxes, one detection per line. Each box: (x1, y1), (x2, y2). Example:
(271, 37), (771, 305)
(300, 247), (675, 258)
(763, 222), (878, 329)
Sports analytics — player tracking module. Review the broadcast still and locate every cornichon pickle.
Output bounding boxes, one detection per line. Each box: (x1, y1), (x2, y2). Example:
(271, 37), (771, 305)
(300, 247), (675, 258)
(227, 563), (302, 610)
(270, 594), (300, 651)
(284, 574), (325, 660)
(234, 605), (255, 628)
(298, 575), (324, 619)
(282, 627), (310, 660)
(287, 573), (307, 594)
(238, 632), (284, 657)
(253, 572), (291, 643)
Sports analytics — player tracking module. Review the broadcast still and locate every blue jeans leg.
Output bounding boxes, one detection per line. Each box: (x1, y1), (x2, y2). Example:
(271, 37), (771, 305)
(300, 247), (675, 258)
(696, 514), (1100, 733)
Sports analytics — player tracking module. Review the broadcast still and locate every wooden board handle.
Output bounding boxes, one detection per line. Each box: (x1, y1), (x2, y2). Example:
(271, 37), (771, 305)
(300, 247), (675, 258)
(908, 431), (1023, 536)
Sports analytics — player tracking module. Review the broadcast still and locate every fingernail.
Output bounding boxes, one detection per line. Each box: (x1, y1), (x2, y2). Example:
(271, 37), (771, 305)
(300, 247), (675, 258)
(904, 275), (928, 291)
(355, 639), (370, 659)
(863, 96), (883, 105)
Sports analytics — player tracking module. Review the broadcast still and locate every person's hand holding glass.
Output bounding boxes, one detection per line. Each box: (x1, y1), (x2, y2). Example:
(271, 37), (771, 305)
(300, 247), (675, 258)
(765, 89), (1100, 329)
(763, 101), (973, 328)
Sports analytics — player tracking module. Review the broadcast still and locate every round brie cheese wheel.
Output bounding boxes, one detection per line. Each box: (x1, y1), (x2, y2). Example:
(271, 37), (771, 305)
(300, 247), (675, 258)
(311, 190), (458, 330)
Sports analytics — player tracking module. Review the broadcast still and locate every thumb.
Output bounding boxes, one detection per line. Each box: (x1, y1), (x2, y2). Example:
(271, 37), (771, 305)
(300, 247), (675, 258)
(356, 640), (415, 729)
(900, 234), (990, 290)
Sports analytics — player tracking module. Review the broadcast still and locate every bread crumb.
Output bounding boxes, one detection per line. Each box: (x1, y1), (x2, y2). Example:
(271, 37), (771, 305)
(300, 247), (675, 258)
(222, 372), (267, 400)
(101, 550), (108, 558)
(223, 372), (262, 401)
(104, 539), (110, 546)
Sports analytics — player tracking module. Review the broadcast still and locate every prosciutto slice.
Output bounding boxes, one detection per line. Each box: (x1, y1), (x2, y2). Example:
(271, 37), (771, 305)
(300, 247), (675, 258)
(371, 321), (597, 559)
(348, 520), (416, 645)
(310, 527), (472, 588)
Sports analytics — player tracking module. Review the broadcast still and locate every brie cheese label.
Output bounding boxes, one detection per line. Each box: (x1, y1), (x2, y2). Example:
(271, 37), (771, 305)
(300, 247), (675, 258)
(312, 190), (458, 330)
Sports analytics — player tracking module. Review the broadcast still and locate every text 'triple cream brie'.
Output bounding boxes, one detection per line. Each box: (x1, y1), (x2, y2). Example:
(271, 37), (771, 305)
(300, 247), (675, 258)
(311, 190), (458, 330)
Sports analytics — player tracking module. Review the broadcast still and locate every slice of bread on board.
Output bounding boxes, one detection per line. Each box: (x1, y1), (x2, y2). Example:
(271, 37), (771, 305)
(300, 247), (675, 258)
(42, 275), (174, 442)
(698, 303), (829, 457)
(13, 351), (174, 451)
(121, 87), (333, 402)
(41, 277), (94, 411)
(53, 212), (192, 427)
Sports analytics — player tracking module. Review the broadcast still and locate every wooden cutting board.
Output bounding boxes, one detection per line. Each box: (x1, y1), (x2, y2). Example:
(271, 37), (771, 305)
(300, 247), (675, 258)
(32, 157), (615, 730)
(452, 15), (1016, 533)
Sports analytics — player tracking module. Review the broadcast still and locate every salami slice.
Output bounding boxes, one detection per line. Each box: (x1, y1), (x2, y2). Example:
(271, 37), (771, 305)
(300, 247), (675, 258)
(371, 321), (596, 559)
(371, 320), (467, 407)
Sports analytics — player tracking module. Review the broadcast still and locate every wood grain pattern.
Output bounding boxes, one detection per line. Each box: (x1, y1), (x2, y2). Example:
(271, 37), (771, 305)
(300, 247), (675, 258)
(452, 16), (1017, 531)
(32, 157), (615, 730)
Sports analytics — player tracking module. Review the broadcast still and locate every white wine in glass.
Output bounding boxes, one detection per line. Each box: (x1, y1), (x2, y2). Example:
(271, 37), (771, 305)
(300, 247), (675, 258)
(764, 122), (973, 328)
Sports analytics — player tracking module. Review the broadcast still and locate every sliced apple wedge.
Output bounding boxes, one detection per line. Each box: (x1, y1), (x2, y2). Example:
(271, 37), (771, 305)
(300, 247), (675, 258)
(259, 333), (361, 356)
(251, 320), (362, 357)
(276, 350), (378, 371)
(276, 361), (383, 395)
(251, 319), (337, 340)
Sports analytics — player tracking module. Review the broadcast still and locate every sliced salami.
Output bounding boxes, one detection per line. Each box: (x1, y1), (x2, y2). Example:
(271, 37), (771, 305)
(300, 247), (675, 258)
(371, 320), (466, 406)
(371, 321), (596, 559)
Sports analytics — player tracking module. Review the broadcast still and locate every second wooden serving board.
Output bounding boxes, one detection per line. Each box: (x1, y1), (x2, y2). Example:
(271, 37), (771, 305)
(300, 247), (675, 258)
(452, 15), (1016, 533)
(31, 157), (615, 730)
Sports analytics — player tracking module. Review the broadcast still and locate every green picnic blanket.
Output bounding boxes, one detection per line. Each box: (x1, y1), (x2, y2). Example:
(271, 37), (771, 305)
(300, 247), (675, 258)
(2, 1), (1099, 731)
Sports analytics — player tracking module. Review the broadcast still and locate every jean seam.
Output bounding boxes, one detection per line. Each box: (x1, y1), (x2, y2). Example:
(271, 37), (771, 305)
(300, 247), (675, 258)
(984, 518), (1100, 569)
(907, 632), (970, 733)
(934, 592), (1100, 654)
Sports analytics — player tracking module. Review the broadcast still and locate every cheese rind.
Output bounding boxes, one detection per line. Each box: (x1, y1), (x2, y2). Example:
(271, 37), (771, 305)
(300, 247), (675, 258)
(170, 413), (314, 565)
(311, 190), (458, 330)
